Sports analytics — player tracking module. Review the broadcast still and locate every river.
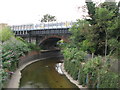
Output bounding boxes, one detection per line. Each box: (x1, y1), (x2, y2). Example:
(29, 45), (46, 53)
(19, 57), (79, 89)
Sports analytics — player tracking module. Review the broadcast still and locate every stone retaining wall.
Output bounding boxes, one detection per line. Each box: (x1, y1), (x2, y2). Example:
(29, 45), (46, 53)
(19, 50), (63, 67)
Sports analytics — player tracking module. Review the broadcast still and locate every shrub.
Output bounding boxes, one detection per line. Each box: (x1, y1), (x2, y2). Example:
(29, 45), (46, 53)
(1, 37), (31, 88)
(0, 27), (14, 42)
(98, 69), (120, 88)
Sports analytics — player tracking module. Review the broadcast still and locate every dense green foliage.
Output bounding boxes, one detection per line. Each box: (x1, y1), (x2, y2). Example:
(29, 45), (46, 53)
(1, 38), (30, 87)
(60, 1), (120, 88)
(0, 27), (14, 42)
(0, 27), (41, 88)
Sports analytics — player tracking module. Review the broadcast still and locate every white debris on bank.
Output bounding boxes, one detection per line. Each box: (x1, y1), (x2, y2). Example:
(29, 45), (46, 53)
(55, 63), (64, 75)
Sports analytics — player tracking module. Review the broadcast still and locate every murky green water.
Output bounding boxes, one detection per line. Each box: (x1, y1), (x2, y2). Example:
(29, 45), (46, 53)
(19, 57), (79, 89)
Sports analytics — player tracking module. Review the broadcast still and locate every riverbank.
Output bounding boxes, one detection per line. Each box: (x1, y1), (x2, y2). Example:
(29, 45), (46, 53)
(7, 57), (59, 88)
(61, 63), (87, 90)
(7, 59), (42, 88)
(7, 57), (87, 89)
(6, 50), (62, 88)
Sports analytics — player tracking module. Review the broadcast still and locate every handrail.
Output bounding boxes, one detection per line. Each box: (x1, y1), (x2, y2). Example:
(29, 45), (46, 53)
(10, 21), (76, 31)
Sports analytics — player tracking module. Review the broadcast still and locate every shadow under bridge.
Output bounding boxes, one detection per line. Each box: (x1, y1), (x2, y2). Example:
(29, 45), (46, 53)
(39, 37), (62, 50)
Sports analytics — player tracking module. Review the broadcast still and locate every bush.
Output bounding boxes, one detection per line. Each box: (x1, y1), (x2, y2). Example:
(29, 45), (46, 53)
(78, 67), (87, 86)
(27, 43), (41, 51)
(0, 69), (9, 88)
(0, 27), (14, 42)
(1, 27), (42, 88)
(62, 43), (120, 88)
(1, 37), (31, 88)
(64, 59), (81, 80)
(98, 69), (120, 88)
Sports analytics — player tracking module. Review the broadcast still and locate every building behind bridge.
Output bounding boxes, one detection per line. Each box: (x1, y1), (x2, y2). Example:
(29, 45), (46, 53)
(0, 23), (8, 30)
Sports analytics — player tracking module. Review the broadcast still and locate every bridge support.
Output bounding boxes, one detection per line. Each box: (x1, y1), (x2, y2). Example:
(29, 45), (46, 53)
(28, 31), (31, 43)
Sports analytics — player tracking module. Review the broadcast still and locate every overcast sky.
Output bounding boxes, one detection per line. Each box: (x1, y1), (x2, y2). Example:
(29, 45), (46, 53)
(0, 0), (119, 25)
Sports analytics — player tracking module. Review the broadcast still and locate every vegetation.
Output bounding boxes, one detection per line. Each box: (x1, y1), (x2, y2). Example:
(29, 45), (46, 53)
(0, 26), (40, 88)
(0, 27), (14, 42)
(40, 14), (56, 22)
(60, 1), (120, 88)
(0, 1), (119, 89)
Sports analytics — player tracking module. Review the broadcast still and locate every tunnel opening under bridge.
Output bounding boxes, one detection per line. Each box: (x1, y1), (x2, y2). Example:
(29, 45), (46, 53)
(39, 36), (68, 50)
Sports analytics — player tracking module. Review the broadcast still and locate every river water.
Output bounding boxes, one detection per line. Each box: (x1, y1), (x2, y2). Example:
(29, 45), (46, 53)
(19, 57), (79, 89)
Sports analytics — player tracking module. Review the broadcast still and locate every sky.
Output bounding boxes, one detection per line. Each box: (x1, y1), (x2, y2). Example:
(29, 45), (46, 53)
(0, 0), (119, 25)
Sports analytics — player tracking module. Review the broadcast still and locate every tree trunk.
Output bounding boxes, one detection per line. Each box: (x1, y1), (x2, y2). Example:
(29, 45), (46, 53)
(105, 30), (107, 60)
(92, 52), (94, 59)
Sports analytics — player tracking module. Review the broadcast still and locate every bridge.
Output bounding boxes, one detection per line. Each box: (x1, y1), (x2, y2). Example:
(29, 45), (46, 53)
(10, 21), (75, 49)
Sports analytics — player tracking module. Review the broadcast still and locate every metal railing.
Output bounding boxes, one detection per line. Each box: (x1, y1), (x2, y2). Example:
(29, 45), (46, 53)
(10, 21), (76, 31)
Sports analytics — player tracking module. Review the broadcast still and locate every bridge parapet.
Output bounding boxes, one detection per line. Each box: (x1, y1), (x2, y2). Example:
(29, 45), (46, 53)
(10, 21), (75, 31)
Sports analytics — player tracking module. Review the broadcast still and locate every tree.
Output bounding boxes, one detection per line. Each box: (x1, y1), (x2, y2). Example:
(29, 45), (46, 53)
(118, 1), (120, 7)
(69, 20), (89, 48)
(85, 0), (96, 25)
(0, 27), (14, 42)
(40, 14), (56, 22)
(100, 2), (118, 17)
(95, 8), (115, 59)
